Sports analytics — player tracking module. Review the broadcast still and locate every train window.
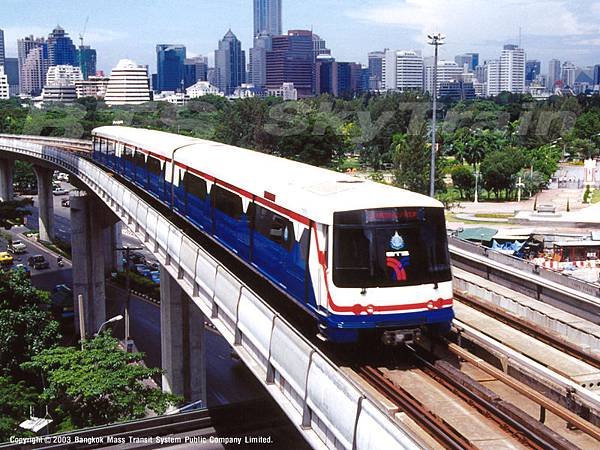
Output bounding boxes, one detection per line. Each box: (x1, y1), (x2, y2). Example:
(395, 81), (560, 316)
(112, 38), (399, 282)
(212, 185), (242, 219)
(147, 156), (162, 176)
(123, 146), (135, 161)
(299, 228), (309, 260)
(133, 151), (146, 167)
(107, 140), (115, 156)
(184, 173), (207, 200)
(254, 204), (295, 251)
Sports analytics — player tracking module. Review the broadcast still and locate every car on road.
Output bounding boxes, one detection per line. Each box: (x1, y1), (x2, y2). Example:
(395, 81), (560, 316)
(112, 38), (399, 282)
(7, 240), (27, 254)
(147, 270), (160, 284)
(129, 253), (146, 265)
(61, 198), (70, 207)
(57, 173), (69, 182)
(0, 252), (14, 268)
(133, 264), (151, 278)
(52, 188), (68, 196)
(28, 254), (50, 269)
(51, 284), (74, 320)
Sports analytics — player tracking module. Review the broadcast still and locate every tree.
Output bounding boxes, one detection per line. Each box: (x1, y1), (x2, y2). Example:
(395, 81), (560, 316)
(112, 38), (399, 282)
(0, 270), (60, 379)
(0, 198), (33, 229)
(451, 165), (475, 199)
(22, 334), (181, 429)
(0, 376), (39, 442)
(480, 147), (526, 199)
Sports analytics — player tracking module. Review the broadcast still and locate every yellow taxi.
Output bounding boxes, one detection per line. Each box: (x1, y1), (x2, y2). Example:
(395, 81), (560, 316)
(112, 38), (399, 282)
(0, 252), (14, 268)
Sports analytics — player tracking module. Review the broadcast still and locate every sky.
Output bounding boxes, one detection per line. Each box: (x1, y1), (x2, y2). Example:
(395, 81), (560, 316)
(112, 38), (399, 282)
(2, 0), (600, 74)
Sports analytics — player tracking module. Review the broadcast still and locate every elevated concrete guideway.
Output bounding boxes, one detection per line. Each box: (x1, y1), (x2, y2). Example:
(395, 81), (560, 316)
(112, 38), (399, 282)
(0, 136), (425, 450)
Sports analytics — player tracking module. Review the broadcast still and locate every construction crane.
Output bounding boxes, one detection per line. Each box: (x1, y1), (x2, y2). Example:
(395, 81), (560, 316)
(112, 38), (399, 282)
(79, 16), (89, 48)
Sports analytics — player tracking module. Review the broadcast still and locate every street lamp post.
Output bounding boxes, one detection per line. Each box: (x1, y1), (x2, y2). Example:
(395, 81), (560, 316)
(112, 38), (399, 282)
(428, 33), (445, 198)
(116, 246), (143, 352)
(95, 315), (124, 337)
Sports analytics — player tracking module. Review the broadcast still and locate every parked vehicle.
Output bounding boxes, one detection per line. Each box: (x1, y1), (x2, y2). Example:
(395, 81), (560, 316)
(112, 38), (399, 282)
(51, 284), (74, 320)
(52, 188), (68, 196)
(133, 264), (151, 278)
(7, 240), (27, 254)
(28, 254), (49, 269)
(129, 253), (146, 265)
(0, 252), (14, 268)
(57, 173), (69, 182)
(147, 270), (160, 284)
(61, 198), (70, 207)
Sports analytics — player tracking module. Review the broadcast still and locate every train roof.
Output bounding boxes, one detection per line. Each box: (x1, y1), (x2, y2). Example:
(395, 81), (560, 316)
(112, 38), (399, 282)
(93, 126), (443, 224)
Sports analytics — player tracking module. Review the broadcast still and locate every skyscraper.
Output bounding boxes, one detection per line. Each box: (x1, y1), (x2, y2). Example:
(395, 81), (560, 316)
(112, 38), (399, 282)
(104, 59), (151, 106)
(249, 32), (272, 89)
(455, 53), (479, 72)
(499, 44), (525, 93)
(0, 66), (9, 99)
(485, 60), (501, 96)
(214, 30), (245, 95)
(77, 46), (97, 80)
(525, 60), (541, 85)
(0, 29), (5, 68)
(47, 26), (77, 66)
(266, 30), (314, 97)
(254, 0), (282, 38)
(593, 65), (600, 86)
(4, 58), (19, 96)
(18, 36), (48, 96)
(425, 60), (460, 94)
(312, 34), (330, 57)
(368, 51), (385, 90)
(548, 59), (561, 90)
(561, 61), (576, 88)
(184, 56), (208, 88)
(156, 44), (186, 92)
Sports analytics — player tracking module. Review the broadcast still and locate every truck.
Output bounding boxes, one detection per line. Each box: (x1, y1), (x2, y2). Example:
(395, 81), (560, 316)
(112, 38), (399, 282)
(7, 240), (27, 254)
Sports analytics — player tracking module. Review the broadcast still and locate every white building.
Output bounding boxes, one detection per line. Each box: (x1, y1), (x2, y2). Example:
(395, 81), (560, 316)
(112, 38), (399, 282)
(0, 66), (9, 99)
(499, 44), (525, 93)
(46, 65), (82, 85)
(232, 83), (257, 99)
(425, 60), (462, 94)
(382, 49), (424, 91)
(42, 81), (77, 103)
(104, 59), (151, 106)
(186, 81), (224, 98)
(75, 76), (109, 99)
(486, 60), (501, 96)
(267, 82), (297, 100)
(561, 61), (576, 88)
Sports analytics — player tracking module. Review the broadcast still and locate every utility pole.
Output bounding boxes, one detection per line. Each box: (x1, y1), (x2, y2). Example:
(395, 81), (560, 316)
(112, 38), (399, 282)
(427, 33), (445, 198)
(116, 246), (143, 352)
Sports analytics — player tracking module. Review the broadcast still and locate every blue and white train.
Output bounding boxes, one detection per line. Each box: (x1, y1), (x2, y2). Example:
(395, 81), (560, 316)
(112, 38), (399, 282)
(92, 126), (454, 344)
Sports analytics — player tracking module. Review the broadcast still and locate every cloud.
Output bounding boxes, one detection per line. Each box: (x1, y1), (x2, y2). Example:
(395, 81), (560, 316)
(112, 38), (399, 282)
(347, 0), (600, 46)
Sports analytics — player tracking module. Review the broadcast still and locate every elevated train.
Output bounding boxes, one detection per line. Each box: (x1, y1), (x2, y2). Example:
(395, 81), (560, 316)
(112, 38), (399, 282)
(92, 126), (454, 344)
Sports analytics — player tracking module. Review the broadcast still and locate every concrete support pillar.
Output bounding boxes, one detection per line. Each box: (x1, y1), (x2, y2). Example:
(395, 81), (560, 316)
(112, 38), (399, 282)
(0, 158), (13, 202)
(160, 266), (206, 403)
(103, 221), (123, 276)
(33, 166), (55, 243)
(71, 194), (107, 338)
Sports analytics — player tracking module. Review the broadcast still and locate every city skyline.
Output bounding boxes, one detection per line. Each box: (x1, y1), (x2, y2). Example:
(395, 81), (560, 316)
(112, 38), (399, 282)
(2, 0), (600, 73)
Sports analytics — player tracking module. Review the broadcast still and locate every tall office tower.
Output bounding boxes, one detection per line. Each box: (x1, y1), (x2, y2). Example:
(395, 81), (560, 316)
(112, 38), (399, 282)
(548, 59), (561, 90)
(249, 32), (272, 89)
(474, 64), (486, 83)
(561, 61), (576, 88)
(368, 51), (385, 90)
(425, 60), (461, 94)
(184, 56), (208, 88)
(266, 30), (314, 97)
(315, 56), (362, 97)
(312, 34), (330, 57)
(214, 30), (245, 95)
(485, 60), (501, 96)
(0, 29), (5, 67)
(156, 44), (186, 92)
(47, 26), (77, 66)
(455, 54), (474, 71)
(18, 36), (49, 96)
(499, 44), (525, 93)
(0, 66), (9, 99)
(104, 59), (151, 106)
(315, 54), (335, 94)
(77, 46), (97, 80)
(254, 0), (282, 37)
(395, 51), (424, 92)
(525, 60), (541, 85)
(593, 65), (600, 86)
(466, 53), (479, 71)
(4, 58), (19, 95)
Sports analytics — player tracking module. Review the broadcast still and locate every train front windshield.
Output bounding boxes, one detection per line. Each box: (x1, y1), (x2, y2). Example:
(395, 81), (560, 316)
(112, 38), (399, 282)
(333, 207), (452, 288)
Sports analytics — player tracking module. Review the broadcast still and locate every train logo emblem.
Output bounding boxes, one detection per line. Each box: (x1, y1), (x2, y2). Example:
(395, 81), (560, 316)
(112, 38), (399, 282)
(390, 232), (405, 250)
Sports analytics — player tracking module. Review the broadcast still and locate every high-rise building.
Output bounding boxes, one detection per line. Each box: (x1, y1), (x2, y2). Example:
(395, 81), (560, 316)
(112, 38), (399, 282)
(215, 30), (245, 95)
(395, 51), (424, 92)
(156, 44), (186, 92)
(77, 46), (97, 80)
(47, 26), (77, 66)
(439, 80), (476, 101)
(316, 54), (335, 95)
(4, 58), (19, 96)
(249, 32), (272, 89)
(368, 51), (385, 90)
(525, 60), (541, 85)
(593, 65), (600, 86)
(0, 66), (9, 99)
(425, 60), (461, 94)
(0, 29), (5, 68)
(18, 36), (49, 96)
(75, 76), (109, 99)
(548, 59), (561, 90)
(104, 59), (151, 106)
(312, 34), (330, 57)
(266, 30), (314, 97)
(46, 65), (83, 85)
(254, 0), (282, 37)
(499, 44), (525, 93)
(455, 53), (476, 71)
(561, 61), (576, 88)
(184, 56), (208, 88)
(315, 56), (362, 97)
(485, 60), (501, 96)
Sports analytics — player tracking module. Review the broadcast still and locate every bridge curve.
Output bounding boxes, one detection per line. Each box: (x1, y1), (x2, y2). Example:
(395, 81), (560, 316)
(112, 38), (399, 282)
(0, 137), (423, 450)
